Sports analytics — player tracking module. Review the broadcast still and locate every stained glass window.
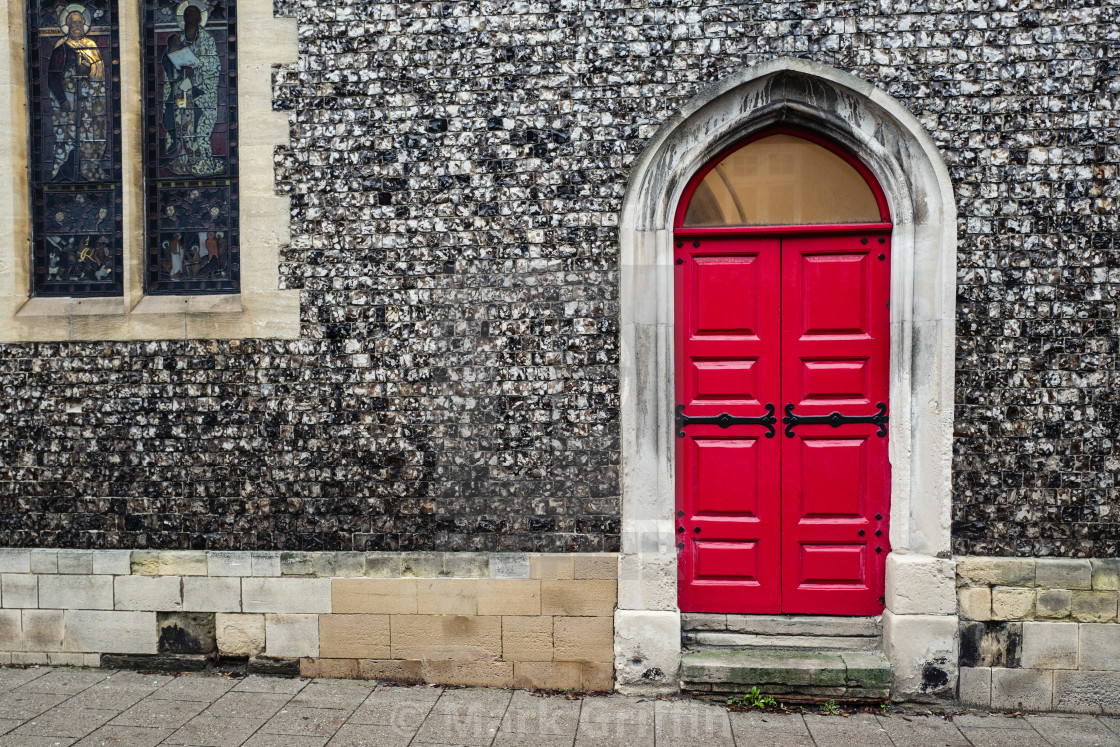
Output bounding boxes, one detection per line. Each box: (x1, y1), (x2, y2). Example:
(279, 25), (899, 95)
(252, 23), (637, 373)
(27, 0), (123, 296)
(143, 0), (239, 294)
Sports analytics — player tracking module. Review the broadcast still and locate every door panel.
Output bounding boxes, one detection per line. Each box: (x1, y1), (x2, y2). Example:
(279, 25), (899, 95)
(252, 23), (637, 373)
(676, 236), (781, 613)
(780, 233), (890, 615)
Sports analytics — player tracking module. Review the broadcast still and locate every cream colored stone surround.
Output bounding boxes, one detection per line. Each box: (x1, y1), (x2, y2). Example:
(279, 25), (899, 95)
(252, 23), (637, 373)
(0, 0), (299, 341)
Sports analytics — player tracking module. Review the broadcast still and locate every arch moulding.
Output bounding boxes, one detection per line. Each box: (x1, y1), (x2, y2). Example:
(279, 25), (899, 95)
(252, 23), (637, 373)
(614, 57), (959, 701)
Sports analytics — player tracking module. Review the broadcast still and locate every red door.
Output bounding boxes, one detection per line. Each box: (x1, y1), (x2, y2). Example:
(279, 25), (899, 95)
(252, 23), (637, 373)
(675, 231), (891, 615)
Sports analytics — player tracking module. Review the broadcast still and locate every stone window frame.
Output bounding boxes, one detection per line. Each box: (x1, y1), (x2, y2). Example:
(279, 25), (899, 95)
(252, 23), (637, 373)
(0, 0), (299, 341)
(614, 58), (959, 700)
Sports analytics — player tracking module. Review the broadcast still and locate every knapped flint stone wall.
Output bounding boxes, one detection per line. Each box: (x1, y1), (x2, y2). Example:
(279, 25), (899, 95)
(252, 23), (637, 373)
(1, 1), (1119, 554)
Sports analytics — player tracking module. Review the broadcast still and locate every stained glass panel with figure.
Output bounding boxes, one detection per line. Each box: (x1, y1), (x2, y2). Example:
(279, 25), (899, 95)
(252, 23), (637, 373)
(144, 0), (239, 293)
(27, 0), (123, 295)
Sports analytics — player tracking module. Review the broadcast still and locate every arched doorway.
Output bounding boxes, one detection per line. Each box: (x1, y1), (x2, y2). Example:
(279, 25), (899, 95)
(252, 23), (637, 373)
(673, 129), (893, 616)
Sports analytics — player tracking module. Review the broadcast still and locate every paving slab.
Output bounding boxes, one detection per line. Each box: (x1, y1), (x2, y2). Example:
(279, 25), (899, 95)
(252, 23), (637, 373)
(288, 682), (372, 711)
(430, 687), (512, 718)
(16, 669), (114, 695)
(578, 696), (653, 724)
(0, 691), (69, 720)
(412, 712), (502, 745)
(258, 706), (351, 737)
(500, 691), (580, 735)
(875, 714), (971, 746)
(230, 676), (308, 695)
(804, 712), (894, 747)
(959, 727), (1054, 746)
(0, 736), (77, 746)
(72, 724), (174, 747)
(204, 691), (293, 720)
(324, 723), (415, 747)
(1027, 715), (1119, 747)
(574, 720), (655, 747)
(110, 697), (208, 728)
(151, 676), (237, 702)
(62, 686), (150, 711)
(492, 732), (575, 747)
(347, 698), (432, 727)
(12, 707), (116, 738)
(241, 735), (327, 747)
(163, 714), (268, 747)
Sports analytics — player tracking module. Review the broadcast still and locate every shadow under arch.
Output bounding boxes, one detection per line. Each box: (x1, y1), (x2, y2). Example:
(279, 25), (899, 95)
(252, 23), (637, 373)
(615, 57), (959, 702)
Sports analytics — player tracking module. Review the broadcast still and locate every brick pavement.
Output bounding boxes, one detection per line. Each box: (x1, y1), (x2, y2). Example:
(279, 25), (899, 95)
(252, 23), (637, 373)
(0, 667), (1115, 746)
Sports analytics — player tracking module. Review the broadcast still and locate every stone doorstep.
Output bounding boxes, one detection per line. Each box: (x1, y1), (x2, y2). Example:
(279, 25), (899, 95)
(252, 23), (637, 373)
(683, 631), (881, 652)
(681, 613), (881, 637)
(680, 648), (891, 700)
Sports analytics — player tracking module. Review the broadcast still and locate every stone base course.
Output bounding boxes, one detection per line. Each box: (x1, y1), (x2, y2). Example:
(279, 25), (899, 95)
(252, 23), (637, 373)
(0, 548), (616, 692)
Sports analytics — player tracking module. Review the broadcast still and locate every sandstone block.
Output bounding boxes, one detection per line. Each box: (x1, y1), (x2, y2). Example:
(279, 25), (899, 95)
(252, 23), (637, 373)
(572, 553), (617, 580)
(265, 613), (319, 658)
(319, 614), (390, 659)
(301, 657), (359, 678)
(63, 610), (157, 654)
(541, 580), (616, 616)
(157, 611), (216, 654)
(1053, 670), (1120, 714)
(477, 580), (540, 616)
(91, 551), (131, 576)
(502, 616), (553, 662)
(2, 575), (38, 609)
(441, 553), (489, 578)
(333, 579), (417, 614)
(553, 616), (613, 663)
(30, 551), (58, 575)
(159, 551), (208, 576)
(183, 577), (242, 612)
(131, 550), (160, 576)
(114, 576), (183, 611)
(311, 552), (365, 578)
(39, 575), (114, 610)
(958, 666), (991, 707)
(390, 614), (501, 661)
(1091, 559), (1120, 591)
(991, 667), (1052, 711)
(0, 610), (22, 650)
(358, 658), (423, 683)
(416, 579), (477, 615)
(991, 587), (1034, 620)
(957, 557), (1035, 587)
(56, 550), (93, 574)
(400, 552), (443, 578)
(243, 577), (331, 614)
(489, 553), (531, 579)
(215, 613), (265, 656)
(1071, 591), (1118, 622)
(208, 551), (252, 577)
(514, 661), (582, 691)
(362, 553), (403, 578)
(22, 609), (64, 652)
(251, 552), (281, 577)
(1021, 622), (1078, 669)
(1078, 624), (1120, 671)
(581, 661), (614, 691)
(1035, 588), (1072, 619)
(959, 621), (1022, 668)
(957, 586), (991, 621)
(422, 659), (513, 688)
(531, 555), (574, 581)
(1035, 559), (1092, 590)
(0, 550), (31, 574)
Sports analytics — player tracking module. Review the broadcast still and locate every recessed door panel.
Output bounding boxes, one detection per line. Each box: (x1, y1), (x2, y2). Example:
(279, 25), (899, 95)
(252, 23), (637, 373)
(693, 256), (760, 336)
(798, 545), (867, 587)
(694, 541), (761, 583)
(692, 359), (760, 404)
(800, 438), (866, 519)
(694, 439), (761, 517)
(801, 253), (869, 337)
(801, 360), (870, 403)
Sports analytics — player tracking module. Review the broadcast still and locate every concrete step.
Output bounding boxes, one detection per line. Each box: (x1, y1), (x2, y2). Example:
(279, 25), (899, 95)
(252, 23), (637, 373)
(682, 631), (881, 651)
(682, 613), (881, 637)
(680, 648), (891, 700)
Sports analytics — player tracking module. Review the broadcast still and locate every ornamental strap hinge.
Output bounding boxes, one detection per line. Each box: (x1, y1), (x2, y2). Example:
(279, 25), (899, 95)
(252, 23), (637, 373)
(782, 402), (889, 438)
(675, 403), (777, 439)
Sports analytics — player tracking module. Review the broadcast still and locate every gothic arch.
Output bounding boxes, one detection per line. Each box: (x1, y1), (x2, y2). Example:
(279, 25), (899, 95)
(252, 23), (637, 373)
(615, 57), (959, 700)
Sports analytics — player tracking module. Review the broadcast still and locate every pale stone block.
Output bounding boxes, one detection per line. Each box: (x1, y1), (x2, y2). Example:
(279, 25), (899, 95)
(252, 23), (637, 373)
(22, 610), (64, 652)
(91, 550), (132, 576)
(1071, 591), (1118, 622)
(47, 653), (85, 667)
(63, 611), (157, 654)
(958, 666), (991, 707)
(1035, 588), (1072, 619)
(956, 557), (1035, 587)
(83, 653), (101, 667)
(1091, 559), (1120, 591)
(886, 554), (956, 615)
(614, 609), (679, 695)
(2, 575), (37, 608)
(114, 576), (182, 611)
(553, 616), (613, 663)
(0, 610), (23, 650)
(215, 613), (265, 657)
(0, 654), (12, 666)
(541, 580), (617, 616)
(301, 658), (359, 679)
(991, 667), (1053, 711)
(1079, 624), (1120, 671)
(476, 580), (540, 616)
(1035, 559), (1092, 590)
(332, 579), (417, 614)
(502, 616), (553, 662)
(390, 615), (502, 661)
(616, 552), (678, 612)
(131, 550), (160, 575)
(251, 552), (281, 577)
(1053, 670), (1120, 714)
(400, 552), (443, 578)
(441, 553), (489, 578)
(208, 552), (252, 577)
(489, 553), (531, 579)
(0, 550), (30, 574)
(265, 613), (319, 658)
(881, 610), (958, 703)
(39, 575), (114, 610)
(416, 579), (477, 615)
(159, 551), (208, 576)
(242, 577), (331, 614)
(30, 551), (57, 575)
(318, 614), (390, 659)
(421, 659), (513, 688)
(1021, 622), (1078, 670)
(958, 586), (991, 621)
(12, 652), (49, 665)
(56, 550), (93, 574)
(991, 587), (1035, 620)
(183, 577), (241, 612)
(362, 553), (402, 578)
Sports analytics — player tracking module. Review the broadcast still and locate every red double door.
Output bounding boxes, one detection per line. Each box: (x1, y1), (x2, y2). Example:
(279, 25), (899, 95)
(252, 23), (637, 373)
(675, 232), (891, 615)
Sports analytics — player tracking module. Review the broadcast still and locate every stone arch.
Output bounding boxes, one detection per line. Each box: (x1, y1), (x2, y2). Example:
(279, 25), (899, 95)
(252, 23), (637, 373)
(615, 57), (959, 700)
